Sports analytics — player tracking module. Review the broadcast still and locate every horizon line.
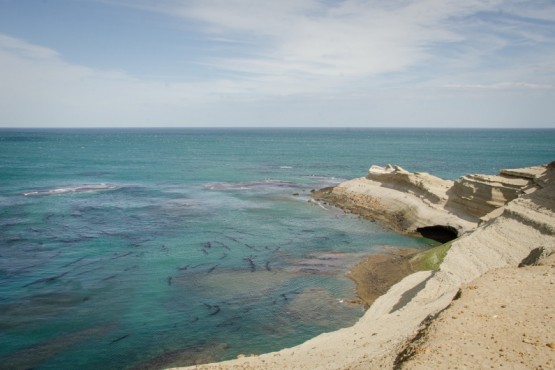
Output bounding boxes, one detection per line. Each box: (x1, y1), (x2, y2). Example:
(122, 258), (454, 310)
(1, 126), (555, 130)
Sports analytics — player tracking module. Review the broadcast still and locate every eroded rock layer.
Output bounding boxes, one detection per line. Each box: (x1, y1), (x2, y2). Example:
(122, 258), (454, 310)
(316, 163), (548, 242)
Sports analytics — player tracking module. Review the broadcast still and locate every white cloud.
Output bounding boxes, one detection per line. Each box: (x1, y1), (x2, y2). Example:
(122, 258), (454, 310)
(444, 82), (553, 90)
(0, 34), (59, 60)
(174, 0), (465, 78)
(103, 0), (555, 92)
(0, 34), (228, 125)
(1, 1), (555, 127)
(98, 1), (457, 77)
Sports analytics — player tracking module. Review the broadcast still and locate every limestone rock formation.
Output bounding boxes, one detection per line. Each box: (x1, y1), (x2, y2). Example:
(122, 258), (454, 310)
(446, 171), (539, 219)
(316, 163), (548, 243)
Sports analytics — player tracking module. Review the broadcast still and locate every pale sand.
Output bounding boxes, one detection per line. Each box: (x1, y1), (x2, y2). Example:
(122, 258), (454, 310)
(172, 163), (555, 370)
(397, 255), (555, 369)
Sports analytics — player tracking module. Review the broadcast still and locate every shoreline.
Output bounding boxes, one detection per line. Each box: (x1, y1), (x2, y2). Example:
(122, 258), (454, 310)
(345, 247), (420, 309)
(175, 162), (555, 369)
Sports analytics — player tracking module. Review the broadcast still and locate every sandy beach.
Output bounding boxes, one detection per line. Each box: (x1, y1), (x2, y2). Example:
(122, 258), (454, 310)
(173, 162), (555, 370)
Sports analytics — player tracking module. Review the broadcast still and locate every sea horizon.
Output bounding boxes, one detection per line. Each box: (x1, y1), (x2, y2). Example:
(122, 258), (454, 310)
(2, 126), (554, 130)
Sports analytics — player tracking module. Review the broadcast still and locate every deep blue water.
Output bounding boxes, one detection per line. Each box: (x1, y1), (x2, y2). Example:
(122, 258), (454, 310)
(0, 128), (554, 369)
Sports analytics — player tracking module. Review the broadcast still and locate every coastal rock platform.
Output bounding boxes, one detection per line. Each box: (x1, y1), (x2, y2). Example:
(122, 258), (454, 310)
(314, 163), (546, 242)
(174, 162), (555, 370)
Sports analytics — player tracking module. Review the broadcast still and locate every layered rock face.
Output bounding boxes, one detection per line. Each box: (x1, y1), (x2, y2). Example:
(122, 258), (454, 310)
(319, 164), (547, 242)
(367, 165), (452, 205)
(446, 169), (541, 219)
(320, 165), (469, 241)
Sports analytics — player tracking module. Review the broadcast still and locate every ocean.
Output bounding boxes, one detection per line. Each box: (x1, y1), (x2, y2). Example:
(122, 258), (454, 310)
(1, 128), (554, 369)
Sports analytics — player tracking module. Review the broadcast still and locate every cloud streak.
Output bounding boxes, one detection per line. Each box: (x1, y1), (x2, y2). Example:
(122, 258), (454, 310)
(444, 82), (553, 90)
(172, 0), (475, 78)
(107, 0), (438, 93)
(1, 0), (555, 126)
(105, 0), (555, 93)
(0, 34), (229, 125)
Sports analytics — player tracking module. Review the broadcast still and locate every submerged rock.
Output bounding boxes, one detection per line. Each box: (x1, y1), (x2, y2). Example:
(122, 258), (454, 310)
(134, 342), (229, 369)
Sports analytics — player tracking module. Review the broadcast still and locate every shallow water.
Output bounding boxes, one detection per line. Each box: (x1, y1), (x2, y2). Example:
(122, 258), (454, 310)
(1, 128), (554, 369)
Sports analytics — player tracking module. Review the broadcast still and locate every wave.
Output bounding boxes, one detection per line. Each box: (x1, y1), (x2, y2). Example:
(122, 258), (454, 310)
(204, 176), (345, 193)
(23, 183), (120, 196)
(204, 179), (300, 191)
(301, 175), (342, 181)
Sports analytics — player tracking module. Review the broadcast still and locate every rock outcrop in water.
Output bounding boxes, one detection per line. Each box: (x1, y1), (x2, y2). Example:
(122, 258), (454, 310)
(314, 163), (546, 243)
(173, 162), (555, 370)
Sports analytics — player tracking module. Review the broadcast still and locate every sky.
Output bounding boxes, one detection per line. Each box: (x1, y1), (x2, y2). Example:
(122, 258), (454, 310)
(0, 0), (554, 128)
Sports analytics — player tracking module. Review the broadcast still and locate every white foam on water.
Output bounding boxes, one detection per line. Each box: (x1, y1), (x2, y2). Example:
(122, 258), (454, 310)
(23, 183), (120, 196)
(204, 179), (300, 191)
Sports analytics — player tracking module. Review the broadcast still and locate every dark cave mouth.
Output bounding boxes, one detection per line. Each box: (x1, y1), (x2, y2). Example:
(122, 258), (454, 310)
(417, 225), (458, 244)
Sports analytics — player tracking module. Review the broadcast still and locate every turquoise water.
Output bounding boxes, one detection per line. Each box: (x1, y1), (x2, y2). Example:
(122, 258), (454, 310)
(1, 128), (554, 369)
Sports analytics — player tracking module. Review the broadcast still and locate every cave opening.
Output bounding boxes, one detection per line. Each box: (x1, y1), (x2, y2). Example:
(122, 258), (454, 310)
(417, 225), (458, 244)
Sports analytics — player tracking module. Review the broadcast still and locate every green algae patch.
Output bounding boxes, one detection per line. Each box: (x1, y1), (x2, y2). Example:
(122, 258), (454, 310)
(410, 241), (453, 271)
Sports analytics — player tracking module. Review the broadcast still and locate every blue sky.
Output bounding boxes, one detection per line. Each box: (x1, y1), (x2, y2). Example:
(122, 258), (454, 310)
(1, 0), (554, 128)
